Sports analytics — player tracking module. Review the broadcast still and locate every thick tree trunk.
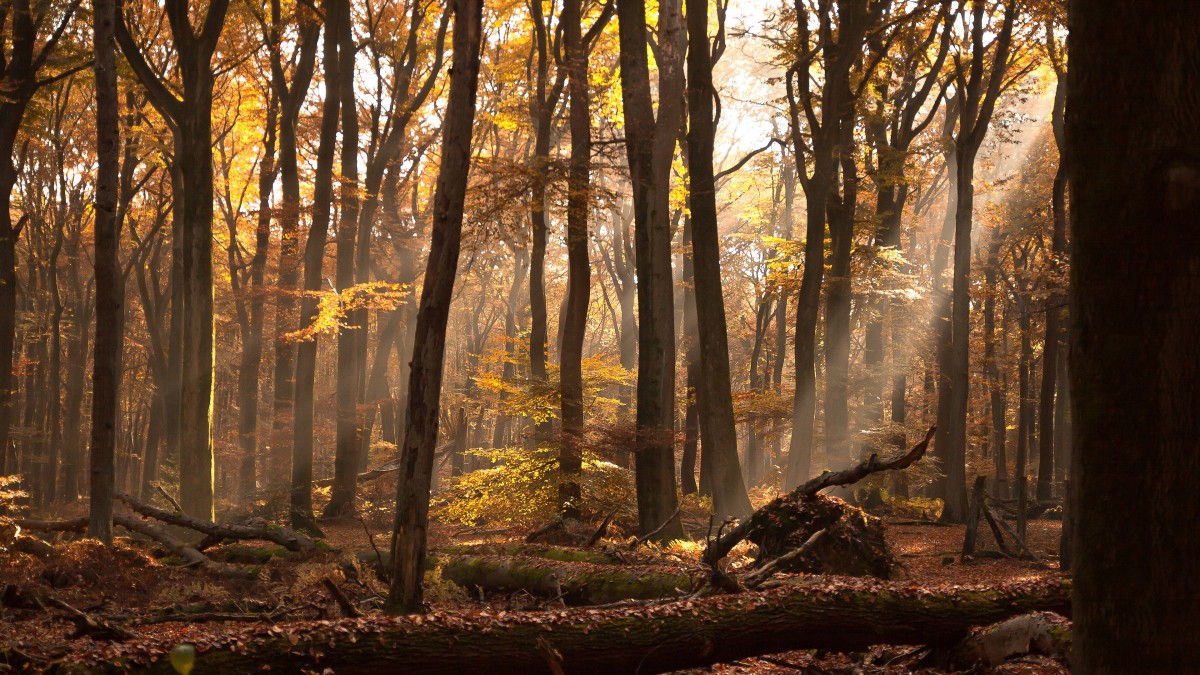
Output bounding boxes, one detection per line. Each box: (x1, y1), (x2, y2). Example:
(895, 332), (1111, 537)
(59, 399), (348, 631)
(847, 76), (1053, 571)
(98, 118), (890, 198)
(685, 0), (752, 520)
(386, 0), (483, 613)
(1067, 3), (1200, 669)
(77, 579), (1071, 675)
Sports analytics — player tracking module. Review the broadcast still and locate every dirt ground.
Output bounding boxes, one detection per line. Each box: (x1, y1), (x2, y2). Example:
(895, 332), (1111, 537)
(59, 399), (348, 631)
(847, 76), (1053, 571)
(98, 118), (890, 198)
(0, 513), (1068, 673)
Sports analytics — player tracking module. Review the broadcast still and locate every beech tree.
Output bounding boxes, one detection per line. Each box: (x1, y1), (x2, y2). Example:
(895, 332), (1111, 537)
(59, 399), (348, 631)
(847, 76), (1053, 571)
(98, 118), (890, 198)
(1068, 0), (1200, 668)
(387, 0), (484, 614)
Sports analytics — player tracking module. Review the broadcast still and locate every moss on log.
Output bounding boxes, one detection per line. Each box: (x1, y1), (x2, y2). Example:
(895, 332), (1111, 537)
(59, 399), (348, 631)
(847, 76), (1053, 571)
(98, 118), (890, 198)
(437, 543), (624, 565)
(71, 578), (1071, 674)
(440, 555), (696, 604)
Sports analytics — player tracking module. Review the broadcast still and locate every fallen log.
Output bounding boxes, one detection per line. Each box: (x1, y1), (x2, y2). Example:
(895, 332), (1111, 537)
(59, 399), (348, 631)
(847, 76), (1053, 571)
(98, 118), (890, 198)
(70, 577), (1071, 674)
(440, 555), (697, 605)
(114, 492), (316, 552)
(14, 515), (247, 577)
(437, 543), (623, 565)
(706, 426), (936, 566)
(951, 611), (1071, 667)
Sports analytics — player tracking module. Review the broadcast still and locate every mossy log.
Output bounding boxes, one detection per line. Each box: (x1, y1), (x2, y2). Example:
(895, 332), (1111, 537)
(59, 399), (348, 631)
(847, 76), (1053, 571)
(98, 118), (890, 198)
(440, 555), (696, 605)
(437, 543), (624, 565)
(72, 578), (1071, 674)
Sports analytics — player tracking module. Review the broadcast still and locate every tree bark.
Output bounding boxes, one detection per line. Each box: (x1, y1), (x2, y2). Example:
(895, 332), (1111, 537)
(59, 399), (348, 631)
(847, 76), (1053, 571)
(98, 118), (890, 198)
(932, 1), (1015, 523)
(685, 0), (752, 520)
(76, 579), (1071, 675)
(616, 0), (686, 540)
(1067, 2), (1200, 669)
(267, 0), (319, 485)
(386, 0), (483, 613)
(558, 0), (592, 519)
(327, 0), (363, 517)
(291, 0), (341, 531)
(87, 0), (121, 543)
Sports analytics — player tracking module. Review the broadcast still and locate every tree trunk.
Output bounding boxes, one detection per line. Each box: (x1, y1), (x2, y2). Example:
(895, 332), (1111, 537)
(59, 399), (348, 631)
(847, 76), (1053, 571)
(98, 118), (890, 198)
(685, 0), (752, 520)
(267, 0), (318, 485)
(78, 579), (1072, 675)
(616, 0), (686, 540)
(328, 0), (363, 517)
(983, 237), (1008, 499)
(386, 0), (483, 613)
(932, 2), (1014, 523)
(558, 0), (591, 519)
(292, 0), (341, 531)
(1035, 75), (1067, 503)
(442, 555), (695, 605)
(87, 0), (121, 543)
(233, 93), (276, 506)
(1067, 2), (1200, 669)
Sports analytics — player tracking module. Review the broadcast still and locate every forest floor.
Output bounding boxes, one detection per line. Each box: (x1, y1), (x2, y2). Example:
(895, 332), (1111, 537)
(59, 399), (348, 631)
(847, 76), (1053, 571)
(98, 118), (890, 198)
(0, 508), (1068, 673)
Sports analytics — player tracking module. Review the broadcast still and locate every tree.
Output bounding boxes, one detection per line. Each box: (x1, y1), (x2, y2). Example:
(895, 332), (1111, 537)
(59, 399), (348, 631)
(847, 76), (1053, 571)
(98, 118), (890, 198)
(557, 0), (607, 520)
(386, 0), (484, 614)
(0, 0), (80, 496)
(327, 0), (362, 517)
(88, 0), (121, 544)
(116, 0), (233, 521)
(931, 0), (1016, 523)
(615, 0), (686, 540)
(291, 0), (341, 531)
(264, 0), (319, 485)
(684, 0), (752, 520)
(1067, 1), (1200, 668)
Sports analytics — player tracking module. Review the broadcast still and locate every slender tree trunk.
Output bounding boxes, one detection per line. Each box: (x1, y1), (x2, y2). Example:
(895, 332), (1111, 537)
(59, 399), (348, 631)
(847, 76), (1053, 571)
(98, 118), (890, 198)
(824, 130), (857, 473)
(267, 1), (318, 485)
(932, 1), (1014, 524)
(328, 0), (363, 517)
(386, 0), (483, 613)
(685, 0), (752, 519)
(234, 94), (277, 506)
(292, 0), (341, 530)
(558, 0), (591, 519)
(1067, 3), (1200, 667)
(680, 217), (701, 497)
(983, 237), (1008, 498)
(88, 0), (121, 542)
(1036, 75), (1067, 502)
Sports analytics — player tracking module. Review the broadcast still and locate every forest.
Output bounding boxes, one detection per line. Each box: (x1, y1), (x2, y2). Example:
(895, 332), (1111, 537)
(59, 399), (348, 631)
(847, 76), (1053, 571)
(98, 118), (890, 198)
(0, 0), (1196, 671)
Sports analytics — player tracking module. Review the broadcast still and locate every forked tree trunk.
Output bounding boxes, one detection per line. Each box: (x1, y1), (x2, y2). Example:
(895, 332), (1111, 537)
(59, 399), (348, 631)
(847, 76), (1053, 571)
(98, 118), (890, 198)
(292, 0), (341, 530)
(1067, 2), (1200, 669)
(616, 0), (686, 540)
(932, 1), (1014, 523)
(267, 0), (319, 485)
